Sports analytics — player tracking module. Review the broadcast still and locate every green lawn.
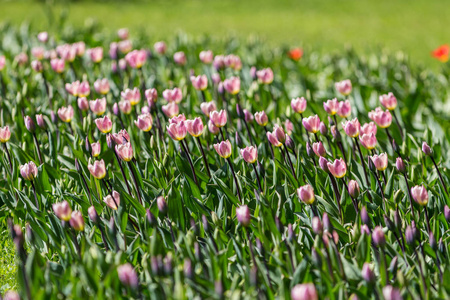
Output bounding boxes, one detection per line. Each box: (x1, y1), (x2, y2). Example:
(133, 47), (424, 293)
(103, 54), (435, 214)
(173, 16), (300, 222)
(0, 0), (449, 65)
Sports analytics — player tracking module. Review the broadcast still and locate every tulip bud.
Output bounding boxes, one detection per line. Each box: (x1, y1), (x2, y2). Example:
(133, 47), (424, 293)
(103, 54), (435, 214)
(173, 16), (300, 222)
(429, 232), (437, 251)
(184, 259), (193, 279)
(323, 212), (333, 232)
(393, 210), (402, 231)
(235, 131), (243, 148)
(202, 215), (209, 233)
(275, 216), (284, 234)
(439, 237), (446, 254)
(146, 209), (157, 227)
(361, 263), (375, 284)
(117, 263), (139, 288)
(157, 196), (167, 216)
(319, 122), (328, 135)
(285, 134), (295, 151)
(395, 157), (406, 173)
(24, 116), (35, 132)
(389, 256), (398, 274)
(150, 256), (160, 275)
(291, 283), (318, 300)
(368, 157), (376, 172)
(372, 226), (385, 247)
(384, 215), (395, 232)
(88, 206), (99, 223)
(306, 142), (314, 157)
(444, 205), (450, 223)
(215, 280), (223, 299)
(164, 255), (173, 275)
(348, 180), (360, 198)
(51, 111), (57, 124)
(422, 142), (432, 156)
(85, 136), (91, 153)
(311, 247), (322, 268)
(361, 224), (371, 236)
(36, 114), (46, 129)
(319, 156), (329, 172)
(360, 206), (370, 227)
(287, 223), (295, 242)
(405, 225), (415, 245)
(236, 104), (243, 118)
(312, 217), (323, 235)
(236, 205), (251, 227)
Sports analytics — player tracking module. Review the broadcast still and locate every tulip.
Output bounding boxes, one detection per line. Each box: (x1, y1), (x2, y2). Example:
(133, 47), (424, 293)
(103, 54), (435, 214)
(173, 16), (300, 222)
(266, 125), (285, 147)
(162, 88), (183, 103)
(327, 158), (347, 178)
(223, 77), (240, 95)
(431, 44), (449, 63)
(211, 73), (221, 84)
(191, 75), (208, 90)
(236, 205), (251, 227)
(117, 263), (139, 288)
(396, 157), (406, 173)
(200, 102), (216, 117)
(89, 98), (107, 116)
(254, 111), (269, 126)
(199, 50), (213, 64)
(312, 141), (326, 157)
(116, 142), (134, 162)
(118, 100), (132, 114)
(77, 97), (89, 111)
(297, 184), (315, 205)
(173, 51), (187, 65)
(73, 42), (86, 56)
(288, 48), (303, 61)
(361, 122), (377, 135)
(89, 141), (101, 157)
(348, 180), (360, 198)
(291, 283), (318, 300)
(24, 116), (35, 132)
(154, 41), (167, 54)
(88, 47), (103, 63)
(214, 140), (232, 158)
(370, 153), (388, 171)
(111, 129), (130, 145)
(372, 226), (386, 247)
(37, 31), (49, 43)
(77, 81), (90, 97)
(379, 92), (397, 110)
(134, 113), (153, 132)
(422, 142), (432, 156)
(382, 285), (403, 300)
(65, 81), (80, 96)
(291, 97), (307, 114)
(319, 156), (329, 172)
(50, 58), (65, 73)
(70, 211), (85, 231)
(210, 110), (227, 128)
(88, 159), (107, 179)
(337, 100), (352, 118)
(302, 115), (321, 133)
(169, 114), (187, 124)
(0, 55), (5, 71)
(240, 146), (258, 164)
(335, 79), (352, 96)
(359, 133), (377, 150)
(157, 196), (168, 215)
(121, 88), (140, 105)
(208, 120), (219, 135)
(125, 49), (147, 68)
(167, 121), (187, 141)
(58, 106), (74, 123)
(31, 60), (43, 72)
(31, 47), (45, 60)
(410, 185), (428, 206)
(224, 54), (242, 70)
(145, 88), (158, 105)
(161, 102), (179, 118)
(104, 190), (120, 210)
(284, 119), (293, 135)
(342, 118), (360, 138)
(57, 44), (76, 62)
(95, 116), (112, 133)
(323, 98), (339, 115)
(256, 68), (274, 84)
(20, 161), (38, 180)
(117, 28), (129, 39)
(53, 201), (72, 221)
(361, 263), (375, 284)
(185, 118), (204, 137)
(312, 217), (323, 235)
(94, 78), (110, 95)
(369, 107), (392, 128)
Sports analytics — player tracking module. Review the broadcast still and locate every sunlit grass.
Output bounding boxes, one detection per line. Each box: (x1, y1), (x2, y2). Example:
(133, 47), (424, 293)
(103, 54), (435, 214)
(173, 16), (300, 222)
(0, 227), (17, 294)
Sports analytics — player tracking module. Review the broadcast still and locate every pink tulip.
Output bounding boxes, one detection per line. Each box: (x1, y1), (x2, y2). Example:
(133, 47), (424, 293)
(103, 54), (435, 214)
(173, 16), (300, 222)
(335, 79), (352, 96)
(368, 107), (392, 128)
(36, 114), (45, 128)
(31, 60), (43, 72)
(31, 47), (45, 60)
(291, 284), (318, 300)
(348, 180), (360, 198)
(173, 51), (186, 65)
(191, 75), (208, 90)
(0, 126), (11, 143)
(212, 73), (221, 84)
(65, 81), (80, 96)
(69, 211), (85, 231)
(154, 41), (167, 55)
(297, 184), (315, 205)
(240, 146), (258, 163)
(119, 100), (132, 114)
(169, 114), (187, 124)
(327, 158), (347, 178)
(50, 58), (65, 73)
(14, 53), (28, 66)
(359, 133), (377, 150)
(284, 119), (294, 135)
(118, 40), (133, 54)
(117, 28), (129, 40)
(162, 102), (179, 118)
(185, 117), (204, 137)
(323, 98), (339, 115)
(88, 159), (106, 179)
(214, 140), (232, 158)
(77, 97), (89, 111)
(24, 116), (35, 132)
(125, 49), (147, 68)
(117, 263), (139, 288)
(200, 101), (217, 117)
(360, 122), (377, 135)
(91, 141), (101, 157)
(244, 109), (254, 123)
(337, 100), (352, 118)
(162, 88), (183, 103)
(111, 129), (130, 145)
(145, 88), (158, 105)
(208, 120), (220, 135)
(382, 286), (402, 300)
(77, 81), (90, 97)
(116, 142), (133, 162)
(56, 44), (76, 62)
(58, 106), (74, 123)
(370, 153), (388, 171)
(422, 142), (432, 156)
(53, 201), (72, 221)
(95, 116), (113, 133)
(342, 118), (360, 138)
(20, 161), (38, 180)
(411, 185), (429, 206)
(312, 141), (326, 157)
(379, 92), (397, 110)
(291, 97), (307, 114)
(266, 125), (285, 147)
(209, 110), (227, 128)
(104, 190), (121, 210)
(199, 50), (213, 64)
(224, 54), (242, 70)
(213, 55), (226, 70)
(88, 47), (103, 63)
(45, 49), (58, 60)
(223, 77), (240, 95)
(37, 31), (49, 43)
(236, 205), (251, 227)
(120, 88), (140, 105)
(302, 115), (321, 133)
(73, 42), (86, 56)
(89, 98), (107, 116)
(256, 68), (274, 84)
(167, 120), (187, 141)
(132, 113), (152, 132)
(254, 111), (269, 126)
(0, 55), (5, 71)
(94, 78), (110, 95)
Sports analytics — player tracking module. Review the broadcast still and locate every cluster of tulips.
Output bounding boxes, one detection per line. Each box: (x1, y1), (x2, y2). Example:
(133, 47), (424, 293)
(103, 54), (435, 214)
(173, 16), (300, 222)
(0, 25), (449, 299)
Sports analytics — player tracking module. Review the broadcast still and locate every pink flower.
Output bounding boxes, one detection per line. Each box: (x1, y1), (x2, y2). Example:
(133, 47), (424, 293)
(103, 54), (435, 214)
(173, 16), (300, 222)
(142, 104), (150, 114)
(56, 44), (76, 62)
(297, 184), (315, 205)
(361, 122), (377, 135)
(24, 116), (35, 132)
(31, 47), (45, 60)
(209, 110), (227, 128)
(169, 114), (187, 124)
(117, 28), (129, 40)
(111, 129), (130, 145)
(302, 115), (321, 133)
(134, 113), (153, 132)
(95, 116), (113, 133)
(77, 81), (90, 97)
(208, 120), (220, 135)
(256, 68), (274, 84)
(213, 55), (226, 70)
(118, 100), (132, 114)
(327, 158), (347, 178)
(342, 118), (360, 138)
(88, 47), (103, 63)
(312, 141), (326, 157)
(0, 126), (11, 143)
(50, 58), (65, 73)
(200, 101), (217, 117)
(0, 55), (5, 71)
(335, 79), (352, 96)
(125, 49), (147, 68)
(70, 211), (85, 231)
(118, 263), (139, 288)
(94, 78), (110, 95)
(199, 50), (213, 64)
(214, 140), (232, 158)
(162, 102), (179, 118)
(91, 141), (101, 157)
(167, 121), (187, 141)
(291, 97), (307, 114)
(162, 88), (183, 103)
(89, 98), (107, 116)
(58, 106), (74, 123)
(284, 119), (294, 135)
(77, 97), (89, 111)
(121, 88), (140, 105)
(191, 75), (208, 91)
(212, 73), (221, 85)
(88, 159), (107, 179)
(53, 201), (72, 221)
(118, 40), (133, 54)
(236, 205), (251, 227)
(73, 42), (86, 56)
(291, 284), (318, 300)
(116, 142), (134, 162)
(359, 133), (377, 150)
(266, 125), (285, 147)
(379, 92), (397, 110)
(173, 51), (186, 65)
(223, 77), (240, 95)
(240, 146), (258, 164)
(224, 54), (242, 70)
(104, 190), (120, 210)
(323, 98), (339, 115)
(145, 88), (158, 105)
(337, 100), (352, 118)
(15, 53), (28, 66)
(422, 142), (432, 156)
(370, 153), (388, 171)
(37, 31), (49, 43)
(348, 180), (360, 198)
(254, 111), (269, 126)
(411, 185), (429, 206)
(185, 117), (204, 137)
(20, 161), (38, 180)
(244, 109), (254, 123)
(65, 81), (80, 96)
(31, 60), (43, 72)
(154, 41), (167, 54)
(369, 107), (392, 128)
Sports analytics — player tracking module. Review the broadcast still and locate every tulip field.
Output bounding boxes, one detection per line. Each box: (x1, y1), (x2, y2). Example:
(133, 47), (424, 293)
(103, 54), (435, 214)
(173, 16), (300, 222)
(1, 22), (450, 300)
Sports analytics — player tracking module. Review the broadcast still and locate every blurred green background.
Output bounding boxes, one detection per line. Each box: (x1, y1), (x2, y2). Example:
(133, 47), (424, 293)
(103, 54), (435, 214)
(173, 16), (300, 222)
(0, 0), (449, 66)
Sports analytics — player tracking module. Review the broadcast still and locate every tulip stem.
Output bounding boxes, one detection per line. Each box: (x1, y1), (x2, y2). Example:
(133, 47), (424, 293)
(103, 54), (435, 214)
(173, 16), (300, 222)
(370, 166), (386, 210)
(282, 145), (297, 180)
(113, 150), (133, 196)
(219, 127), (226, 141)
(180, 140), (199, 187)
(263, 126), (275, 160)
(226, 157), (243, 204)
(392, 111), (404, 140)
(32, 132), (43, 164)
(3, 143), (13, 173)
(98, 224), (110, 251)
(242, 118), (254, 144)
(424, 207), (431, 234)
(354, 138), (370, 188)
(402, 173), (416, 220)
(252, 163), (263, 194)
(195, 136), (211, 178)
(430, 156), (448, 195)
(329, 174), (342, 221)
(30, 180), (39, 209)
(127, 161), (143, 204)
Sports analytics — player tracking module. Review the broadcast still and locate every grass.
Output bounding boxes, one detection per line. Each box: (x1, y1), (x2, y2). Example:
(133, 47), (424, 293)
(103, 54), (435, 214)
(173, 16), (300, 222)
(0, 0), (449, 66)
(0, 227), (17, 294)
